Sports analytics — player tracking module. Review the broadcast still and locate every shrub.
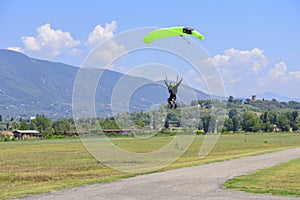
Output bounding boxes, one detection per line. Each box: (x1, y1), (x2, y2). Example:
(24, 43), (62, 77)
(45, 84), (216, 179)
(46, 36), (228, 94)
(193, 129), (206, 135)
(4, 136), (10, 142)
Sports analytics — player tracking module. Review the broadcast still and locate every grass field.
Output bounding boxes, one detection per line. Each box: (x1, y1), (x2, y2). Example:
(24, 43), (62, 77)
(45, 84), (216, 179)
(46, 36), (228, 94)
(224, 158), (300, 197)
(0, 133), (300, 199)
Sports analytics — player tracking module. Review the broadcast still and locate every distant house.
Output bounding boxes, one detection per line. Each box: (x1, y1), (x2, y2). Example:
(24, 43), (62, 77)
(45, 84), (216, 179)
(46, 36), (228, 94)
(13, 130), (39, 140)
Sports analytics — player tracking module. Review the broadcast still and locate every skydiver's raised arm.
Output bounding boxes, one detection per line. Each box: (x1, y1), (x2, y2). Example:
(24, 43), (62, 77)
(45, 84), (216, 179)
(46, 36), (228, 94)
(164, 79), (169, 87)
(177, 78), (183, 87)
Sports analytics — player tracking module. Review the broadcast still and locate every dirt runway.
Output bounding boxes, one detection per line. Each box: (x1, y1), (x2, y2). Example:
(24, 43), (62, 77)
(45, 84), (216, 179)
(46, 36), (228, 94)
(15, 147), (300, 200)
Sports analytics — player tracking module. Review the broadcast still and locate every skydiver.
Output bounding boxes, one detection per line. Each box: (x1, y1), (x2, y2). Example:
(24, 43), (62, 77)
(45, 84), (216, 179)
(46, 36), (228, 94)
(164, 76), (182, 109)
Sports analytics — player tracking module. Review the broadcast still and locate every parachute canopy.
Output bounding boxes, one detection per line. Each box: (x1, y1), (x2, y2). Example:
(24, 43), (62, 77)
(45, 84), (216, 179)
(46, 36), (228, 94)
(143, 27), (204, 44)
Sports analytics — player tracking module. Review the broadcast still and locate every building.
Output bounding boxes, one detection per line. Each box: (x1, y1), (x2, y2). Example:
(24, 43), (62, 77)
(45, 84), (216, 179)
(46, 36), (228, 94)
(102, 129), (135, 135)
(13, 130), (39, 140)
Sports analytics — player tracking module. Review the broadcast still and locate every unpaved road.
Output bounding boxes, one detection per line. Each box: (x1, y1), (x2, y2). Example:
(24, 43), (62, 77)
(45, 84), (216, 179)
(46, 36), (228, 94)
(15, 147), (300, 200)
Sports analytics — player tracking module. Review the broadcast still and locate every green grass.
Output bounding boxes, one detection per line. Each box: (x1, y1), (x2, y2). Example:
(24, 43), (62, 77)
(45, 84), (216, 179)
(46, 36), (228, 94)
(224, 158), (300, 197)
(0, 133), (300, 199)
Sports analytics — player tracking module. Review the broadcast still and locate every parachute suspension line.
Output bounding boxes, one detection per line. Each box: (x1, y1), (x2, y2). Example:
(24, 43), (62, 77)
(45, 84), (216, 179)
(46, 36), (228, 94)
(180, 35), (192, 45)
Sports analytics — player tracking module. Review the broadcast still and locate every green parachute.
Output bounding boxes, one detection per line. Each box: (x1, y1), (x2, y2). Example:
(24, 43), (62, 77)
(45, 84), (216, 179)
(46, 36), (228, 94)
(143, 27), (204, 44)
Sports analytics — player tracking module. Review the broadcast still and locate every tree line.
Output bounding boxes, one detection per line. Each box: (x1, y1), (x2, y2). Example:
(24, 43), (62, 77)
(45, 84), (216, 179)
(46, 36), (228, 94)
(1, 96), (300, 140)
(0, 114), (75, 139)
(194, 96), (300, 133)
(0, 111), (153, 139)
(222, 109), (299, 133)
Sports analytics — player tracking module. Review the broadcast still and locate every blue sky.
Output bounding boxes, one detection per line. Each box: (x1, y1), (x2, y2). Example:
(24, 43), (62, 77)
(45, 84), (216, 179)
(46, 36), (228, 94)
(1, 0), (300, 99)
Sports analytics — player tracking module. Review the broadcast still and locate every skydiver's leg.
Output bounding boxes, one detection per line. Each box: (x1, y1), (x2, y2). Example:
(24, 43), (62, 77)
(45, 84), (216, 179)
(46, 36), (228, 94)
(172, 99), (177, 109)
(168, 98), (173, 109)
(172, 95), (177, 109)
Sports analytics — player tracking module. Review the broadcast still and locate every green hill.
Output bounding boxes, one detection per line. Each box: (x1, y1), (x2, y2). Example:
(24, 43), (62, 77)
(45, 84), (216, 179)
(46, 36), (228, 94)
(0, 50), (210, 120)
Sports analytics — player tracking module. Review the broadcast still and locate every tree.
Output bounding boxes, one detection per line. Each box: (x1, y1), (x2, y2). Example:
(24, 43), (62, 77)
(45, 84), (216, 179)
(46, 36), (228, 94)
(136, 121), (146, 129)
(228, 95), (234, 103)
(241, 111), (262, 132)
(276, 113), (290, 132)
(30, 114), (52, 136)
(197, 119), (203, 130)
(262, 121), (274, 132)
(99, 118), (119, 129)
(19, 119), (29, 130)
(268, 111), (278, 124)
(210, 115), (217, 133)
(224, 117), (233, 132)
(233, 99), (243, 105)
(244, 98), (251, 104)
(11, 121), (19, 130)
(288, 111), (298, 131)
(260, 111), (270, 123)
(260, 111), (274, 132)
(52, 119), (71, 135)
(201, 115), (211, 133)
(164, 118), (169, 129)
(293, 116), (300, 131)
(232, 116), (240, 131)
(228, 108), (238, 119)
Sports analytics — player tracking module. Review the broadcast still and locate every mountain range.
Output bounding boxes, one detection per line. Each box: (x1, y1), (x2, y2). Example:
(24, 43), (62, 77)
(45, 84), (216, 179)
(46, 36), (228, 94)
(1, 49), (298, 120)
(255, 92), (300, 103)
(0, 49), (210, 120)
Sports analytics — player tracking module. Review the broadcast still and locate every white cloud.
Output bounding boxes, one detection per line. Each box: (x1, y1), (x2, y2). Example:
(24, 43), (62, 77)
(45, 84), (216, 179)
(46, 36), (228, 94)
(213, 48), (268, 73)
(289, 68), (300, 79)
(82, 21), (127, 68)
(20, 23), (81, 59)
(256, 61), (300, 99)
(8, 21), (119, 64)
(83, 39), (127, 68)
(68, 48), (83, 56)
(268, 61), (287, 78)
(7, 46), (22, 53)
(85, 21), (117, 48)
(213, 48), (269, 91)
(211, 48), (300, 98)
(257, 61), (289, 85)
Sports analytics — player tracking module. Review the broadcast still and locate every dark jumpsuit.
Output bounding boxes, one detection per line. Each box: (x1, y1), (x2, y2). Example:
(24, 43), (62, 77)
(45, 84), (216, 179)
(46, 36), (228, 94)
(164, 79), (182, 107)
